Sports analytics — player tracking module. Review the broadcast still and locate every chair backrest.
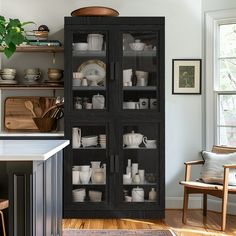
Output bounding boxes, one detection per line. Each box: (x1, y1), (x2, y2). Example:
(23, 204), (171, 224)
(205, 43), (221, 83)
(212, 145), (236, 154)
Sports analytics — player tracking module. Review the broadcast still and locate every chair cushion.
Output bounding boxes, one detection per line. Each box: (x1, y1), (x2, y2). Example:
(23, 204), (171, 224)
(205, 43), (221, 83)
(201, 151), (236, 185)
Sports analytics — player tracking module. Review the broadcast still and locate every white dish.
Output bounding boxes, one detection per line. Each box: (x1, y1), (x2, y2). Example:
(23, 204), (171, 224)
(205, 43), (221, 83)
(129, 42), (145, 51)
(78, 60), (106, 85)
(0, 79), (17, 84)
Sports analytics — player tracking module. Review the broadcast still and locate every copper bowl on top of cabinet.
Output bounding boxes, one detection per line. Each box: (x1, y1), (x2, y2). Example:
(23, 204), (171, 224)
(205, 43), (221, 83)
(71, 6), (119, 17)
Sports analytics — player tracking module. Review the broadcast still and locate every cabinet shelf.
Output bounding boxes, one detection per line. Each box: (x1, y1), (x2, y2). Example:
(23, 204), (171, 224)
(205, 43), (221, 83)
(73, 50), (106, 57)
(73, 183), (106, 186)
(123, 50), (156, 57)
(123, 183), (156, 186)
(123, 147), (157, 150)
(123, 86), (157, 91)
(73, 147), (106, 150)
(0, 45), (64, 53)
(73, 86), (106, 91)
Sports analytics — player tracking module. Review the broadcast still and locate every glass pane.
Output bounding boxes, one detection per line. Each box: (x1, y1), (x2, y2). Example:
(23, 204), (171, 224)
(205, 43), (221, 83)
(122, 124), (159, 204)
(122, 32), (158, 111)
(219, 127), (236, 146)
(219, 59), (236, 91)
(72, 32), (107, 111)
(220, 24), (236, 58)
(219, 95), (236, 126)
(71, 125), (107, 203)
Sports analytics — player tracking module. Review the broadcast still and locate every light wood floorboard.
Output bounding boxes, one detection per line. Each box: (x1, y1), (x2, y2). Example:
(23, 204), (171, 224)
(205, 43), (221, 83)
(63, 210), (236, 235)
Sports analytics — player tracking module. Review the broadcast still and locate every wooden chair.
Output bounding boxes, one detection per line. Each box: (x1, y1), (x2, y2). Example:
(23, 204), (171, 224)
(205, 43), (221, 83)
(180, 145), (236, 231)
(0, 199), (8, 236)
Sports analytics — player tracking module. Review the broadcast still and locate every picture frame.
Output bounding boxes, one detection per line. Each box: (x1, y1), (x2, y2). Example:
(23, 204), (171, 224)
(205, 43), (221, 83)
(172, 59), (202, 94)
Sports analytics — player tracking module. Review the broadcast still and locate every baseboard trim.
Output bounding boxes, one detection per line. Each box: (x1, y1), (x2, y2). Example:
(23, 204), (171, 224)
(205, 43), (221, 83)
(166, 197), (236, 215)
(166, 197), (202, 209)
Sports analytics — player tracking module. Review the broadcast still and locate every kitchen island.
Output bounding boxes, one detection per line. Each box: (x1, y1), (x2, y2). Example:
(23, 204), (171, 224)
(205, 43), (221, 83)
(0, 140), (69, 236)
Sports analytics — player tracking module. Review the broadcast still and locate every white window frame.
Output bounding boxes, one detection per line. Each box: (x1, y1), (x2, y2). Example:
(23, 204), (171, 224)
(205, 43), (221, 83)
(205, 9), (236, 149)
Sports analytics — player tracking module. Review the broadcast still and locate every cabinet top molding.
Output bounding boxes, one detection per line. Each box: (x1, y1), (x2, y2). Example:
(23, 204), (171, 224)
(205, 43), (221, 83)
(65, 16), (165, 25)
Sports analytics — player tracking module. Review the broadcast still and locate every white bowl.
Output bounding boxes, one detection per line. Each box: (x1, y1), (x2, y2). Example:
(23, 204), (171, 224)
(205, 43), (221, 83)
(1, 68), (16, 74)
(1, 74), (16, 80)
(129, 42), (145, 51)
(135, 71), (148, 80)
(89, 190), (102, 202)
(73, 43), (88, 51)
(73, 78), (82, 86)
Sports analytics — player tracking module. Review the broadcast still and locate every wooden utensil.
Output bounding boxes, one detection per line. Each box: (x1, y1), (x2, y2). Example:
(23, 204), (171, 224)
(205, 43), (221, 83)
(24, 101), (36, 117)
(42, 103), (63, 118)
(34, 103), (43, 117)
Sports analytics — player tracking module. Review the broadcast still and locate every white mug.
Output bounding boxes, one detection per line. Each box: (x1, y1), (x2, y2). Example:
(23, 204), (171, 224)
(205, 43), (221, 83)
(139, 98), (149, 109)
(81, 78), (88, 86)
(143, 137), (157, 148)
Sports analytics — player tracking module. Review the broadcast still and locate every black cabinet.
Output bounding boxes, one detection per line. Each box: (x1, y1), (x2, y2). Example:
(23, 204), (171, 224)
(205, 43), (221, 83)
(6, 151), (63, 236)
(64, 17), (165, 218)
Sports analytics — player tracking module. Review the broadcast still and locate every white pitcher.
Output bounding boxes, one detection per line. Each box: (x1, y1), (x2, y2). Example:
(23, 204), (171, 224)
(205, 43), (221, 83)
(72, 127), (81, 148)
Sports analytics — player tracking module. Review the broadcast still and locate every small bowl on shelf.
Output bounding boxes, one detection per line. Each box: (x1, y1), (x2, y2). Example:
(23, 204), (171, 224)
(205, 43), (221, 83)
(129, 42), (145, 51)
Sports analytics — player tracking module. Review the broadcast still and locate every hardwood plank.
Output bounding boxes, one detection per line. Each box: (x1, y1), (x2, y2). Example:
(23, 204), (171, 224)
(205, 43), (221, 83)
(63, 210), (236, 235)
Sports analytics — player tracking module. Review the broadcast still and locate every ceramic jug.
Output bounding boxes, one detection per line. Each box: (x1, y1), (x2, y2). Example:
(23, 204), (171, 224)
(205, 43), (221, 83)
(72, 127), (81, 148)
(132, 187), (144, 202)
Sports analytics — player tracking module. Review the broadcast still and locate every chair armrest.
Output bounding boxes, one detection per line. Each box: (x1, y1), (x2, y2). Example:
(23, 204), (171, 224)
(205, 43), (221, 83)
(223, 164), (236, 169)
(184, 160), (204, 166)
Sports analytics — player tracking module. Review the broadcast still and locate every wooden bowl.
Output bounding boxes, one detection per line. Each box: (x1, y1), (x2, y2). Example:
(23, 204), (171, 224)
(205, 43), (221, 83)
(71, 7), (119, 17)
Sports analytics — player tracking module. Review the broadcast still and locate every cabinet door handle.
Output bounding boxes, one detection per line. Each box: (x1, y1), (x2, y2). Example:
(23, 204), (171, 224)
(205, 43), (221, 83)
(115, 62), (119, 81)
(115, 155), (119, 173)
(110, 155), (115, 173)
(110, 62), (115, 80)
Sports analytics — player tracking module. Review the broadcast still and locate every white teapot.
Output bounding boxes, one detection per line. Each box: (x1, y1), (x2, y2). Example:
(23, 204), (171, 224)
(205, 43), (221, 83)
(123, 130), (144, 148)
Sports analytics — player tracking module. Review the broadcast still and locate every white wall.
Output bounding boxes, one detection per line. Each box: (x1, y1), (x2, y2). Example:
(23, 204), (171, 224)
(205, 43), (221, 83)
(1, 0), (203, 208)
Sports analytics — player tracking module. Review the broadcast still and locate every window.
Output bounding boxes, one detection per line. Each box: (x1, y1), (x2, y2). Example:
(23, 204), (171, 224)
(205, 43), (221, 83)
(205, 9), (236, 149)
(216, 23), (236, 146)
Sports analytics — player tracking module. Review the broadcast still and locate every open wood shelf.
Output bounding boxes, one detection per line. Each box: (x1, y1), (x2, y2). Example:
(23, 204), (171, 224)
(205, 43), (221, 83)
(0, 46), (64, 53)
(0, 84), (64, 90)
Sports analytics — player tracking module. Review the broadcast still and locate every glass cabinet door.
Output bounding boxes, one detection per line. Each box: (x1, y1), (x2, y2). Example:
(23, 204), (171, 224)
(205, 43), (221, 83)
(115, 122), (162, 209)
(121, 32), (160, 111)
(71, 31), (109, 111)
(67, 122), (111, 210)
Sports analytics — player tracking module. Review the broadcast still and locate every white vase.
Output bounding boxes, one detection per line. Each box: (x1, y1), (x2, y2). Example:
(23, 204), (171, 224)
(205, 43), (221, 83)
(72, 128), (81, 148)
(149, 188), (157, 201)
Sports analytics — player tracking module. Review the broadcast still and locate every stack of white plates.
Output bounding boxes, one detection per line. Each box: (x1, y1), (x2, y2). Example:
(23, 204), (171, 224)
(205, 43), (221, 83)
(99, 134), (106, 148)
(72, 188), (86, 202)
(81, 135), (98, 147)
(0, 68), (17, 85)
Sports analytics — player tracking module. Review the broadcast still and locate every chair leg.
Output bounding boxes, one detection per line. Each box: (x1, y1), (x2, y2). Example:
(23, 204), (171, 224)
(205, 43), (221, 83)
(182, 187), (189, 224)
(221, 192), (229, 231)
(203, 194), (207, 216)
(0, 211), (6, 236)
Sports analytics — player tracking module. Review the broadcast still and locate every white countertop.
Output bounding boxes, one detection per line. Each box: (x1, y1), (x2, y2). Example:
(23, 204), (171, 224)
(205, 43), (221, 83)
(0, 140), (70, 161)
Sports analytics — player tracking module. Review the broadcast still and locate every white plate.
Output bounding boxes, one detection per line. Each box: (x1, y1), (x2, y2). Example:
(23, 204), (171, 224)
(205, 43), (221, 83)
(78, 60), (106, 84)
(0, 79), (17, 84)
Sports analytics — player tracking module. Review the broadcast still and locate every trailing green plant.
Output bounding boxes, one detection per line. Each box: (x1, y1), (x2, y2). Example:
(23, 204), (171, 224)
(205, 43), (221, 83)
(0, 16), (34, 58)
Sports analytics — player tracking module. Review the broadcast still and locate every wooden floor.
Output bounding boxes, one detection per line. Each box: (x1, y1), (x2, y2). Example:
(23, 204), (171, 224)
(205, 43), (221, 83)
(63, 210), (236, 236)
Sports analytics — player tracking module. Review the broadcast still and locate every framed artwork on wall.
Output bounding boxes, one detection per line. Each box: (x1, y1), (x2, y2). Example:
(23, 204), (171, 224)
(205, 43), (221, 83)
(172, 59), (202, 94)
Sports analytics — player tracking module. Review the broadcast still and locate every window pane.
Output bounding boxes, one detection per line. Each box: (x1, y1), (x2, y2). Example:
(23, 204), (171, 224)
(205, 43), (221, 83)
(218, 127), (236, 146)
(220, 24), (236, 58)
(219, 94), (236, 126)
(219, 59), (236, 90)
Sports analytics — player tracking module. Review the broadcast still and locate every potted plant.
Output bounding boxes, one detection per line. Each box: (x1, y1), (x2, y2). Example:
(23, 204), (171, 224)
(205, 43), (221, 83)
(0, 15), (33, 58)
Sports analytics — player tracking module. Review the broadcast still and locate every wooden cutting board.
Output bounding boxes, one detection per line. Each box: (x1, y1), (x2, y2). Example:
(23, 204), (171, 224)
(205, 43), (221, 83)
(4, 97), (55, 131)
